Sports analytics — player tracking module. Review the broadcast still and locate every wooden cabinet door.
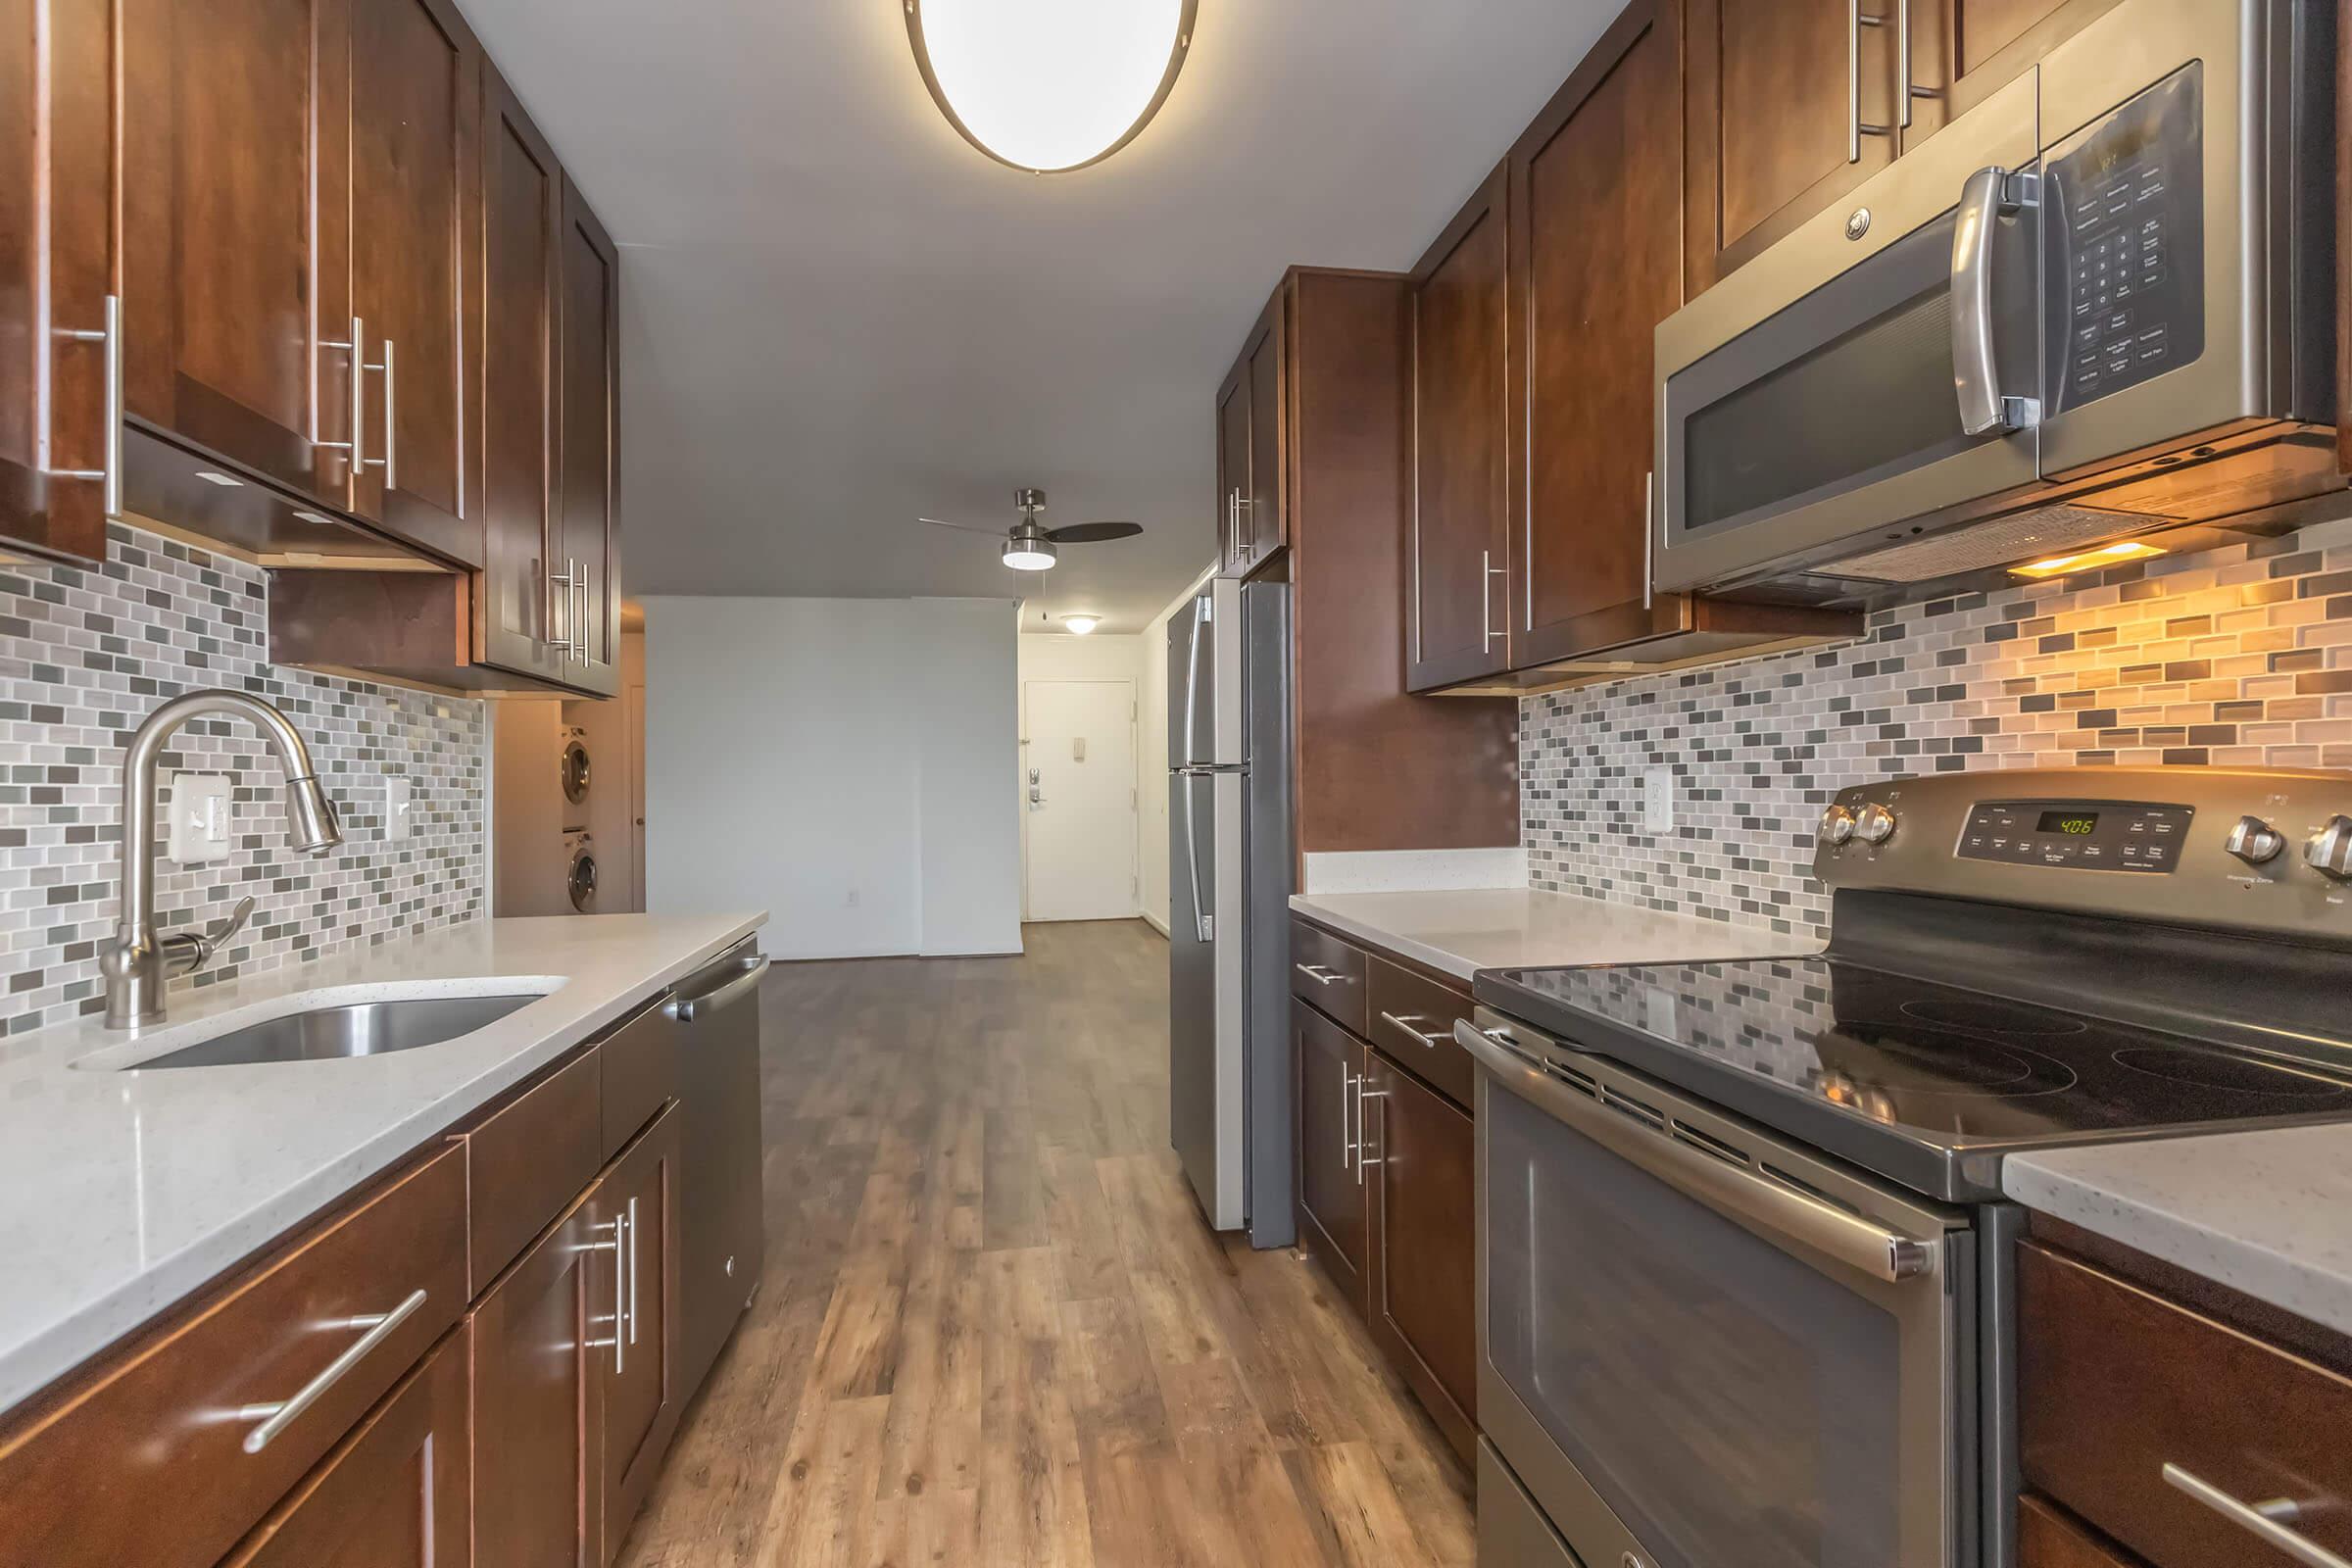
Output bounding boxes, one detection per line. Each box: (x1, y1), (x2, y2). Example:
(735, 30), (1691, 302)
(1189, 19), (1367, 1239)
(219, 1328), (471, 1568)
(1937, 0), (2122, 120)
(1362, 1055), (1476, 1463)
(120, 0), (354, 507)
(476, 64), (564, 680)
(347, 0), (481, 567)
(1508, 0), (1682, 667)
(1293, 999), (1367, 1310)
(1684, 0), (1896, 295)
(556, 177), (620, 699)
(1243, 294), (1285, 571)
(1214, 360), (1249, 576)
(471, 1184), (607, 1568)
(1406, 163), (1510, 691)
(596, 1102), (682, 1559)
(0, 0), (113, 564)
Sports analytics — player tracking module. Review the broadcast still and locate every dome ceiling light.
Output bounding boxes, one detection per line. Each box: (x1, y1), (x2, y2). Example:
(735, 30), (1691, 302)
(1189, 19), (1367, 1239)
(905, 0), (1197, 174)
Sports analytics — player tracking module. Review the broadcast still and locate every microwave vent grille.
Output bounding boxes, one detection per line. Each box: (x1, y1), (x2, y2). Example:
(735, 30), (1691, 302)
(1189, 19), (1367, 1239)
(1812, 504), (2170, 583)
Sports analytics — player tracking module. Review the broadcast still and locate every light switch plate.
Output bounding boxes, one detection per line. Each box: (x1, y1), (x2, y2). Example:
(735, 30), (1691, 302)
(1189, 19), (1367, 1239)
(384, 775), (413, 842)
(1642, 767), (1675, 835)
(166, 773), (233, 862)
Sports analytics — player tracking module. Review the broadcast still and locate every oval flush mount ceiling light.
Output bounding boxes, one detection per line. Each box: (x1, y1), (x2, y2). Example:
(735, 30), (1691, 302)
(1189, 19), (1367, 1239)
(906, 0), (1197, 173)
(1061, 614), (1101, 635)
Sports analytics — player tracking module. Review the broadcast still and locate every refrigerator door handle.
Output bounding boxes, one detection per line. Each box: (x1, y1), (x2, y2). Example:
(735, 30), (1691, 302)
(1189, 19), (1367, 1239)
(1180, 594), (1208, 768)
(1182, 771), (1211, 943)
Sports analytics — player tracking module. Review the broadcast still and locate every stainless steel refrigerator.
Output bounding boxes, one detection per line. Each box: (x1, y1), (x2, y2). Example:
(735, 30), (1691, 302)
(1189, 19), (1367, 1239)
(1168, 575), (1293, 1246)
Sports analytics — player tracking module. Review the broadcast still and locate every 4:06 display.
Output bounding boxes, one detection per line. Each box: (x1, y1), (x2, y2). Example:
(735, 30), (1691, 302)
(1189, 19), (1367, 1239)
(2038, 811), (2100, 836)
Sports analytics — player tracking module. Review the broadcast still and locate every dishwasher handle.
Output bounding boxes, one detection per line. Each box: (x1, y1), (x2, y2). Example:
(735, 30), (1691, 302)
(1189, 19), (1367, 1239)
(666, 954), (769, 1022)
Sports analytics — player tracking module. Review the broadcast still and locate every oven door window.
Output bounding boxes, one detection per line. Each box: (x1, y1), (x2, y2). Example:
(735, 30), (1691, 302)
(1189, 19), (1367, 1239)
(1486, 1085), (1906, 1568)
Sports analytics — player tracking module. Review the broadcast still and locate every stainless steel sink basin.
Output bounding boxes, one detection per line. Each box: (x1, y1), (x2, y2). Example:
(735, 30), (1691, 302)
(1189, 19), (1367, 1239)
(131, 995), (541, 1069)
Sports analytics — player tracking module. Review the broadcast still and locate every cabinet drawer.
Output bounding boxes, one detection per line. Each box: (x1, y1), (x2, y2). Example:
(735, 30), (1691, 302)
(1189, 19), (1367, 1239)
(2019, 1241), (2352, 1568)
(460, 1045), (602, 1291)
(598, 995), (679, 1160)
(2019, 1494), (2143, 1568)
(1291, 919), (1368, 1035)
(1366, 956), (1476, 1109)
(0, 1142), (466, 1568)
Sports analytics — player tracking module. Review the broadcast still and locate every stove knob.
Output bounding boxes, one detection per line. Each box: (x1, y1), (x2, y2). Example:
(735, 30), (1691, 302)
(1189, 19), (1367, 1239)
(2224, 814), (2284, 865)
(1818, 805), (1857, 846)
(2304, 815), (2352, 880)
(1855, 803), (1897, 846)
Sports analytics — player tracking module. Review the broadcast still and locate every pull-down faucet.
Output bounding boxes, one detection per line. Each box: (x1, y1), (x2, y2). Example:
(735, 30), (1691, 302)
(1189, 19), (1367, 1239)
(102, 690), (345, 1028)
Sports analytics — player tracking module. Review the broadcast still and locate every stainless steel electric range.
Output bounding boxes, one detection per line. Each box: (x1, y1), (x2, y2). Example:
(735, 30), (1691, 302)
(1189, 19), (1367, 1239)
(1461, 767), (2352, 1568)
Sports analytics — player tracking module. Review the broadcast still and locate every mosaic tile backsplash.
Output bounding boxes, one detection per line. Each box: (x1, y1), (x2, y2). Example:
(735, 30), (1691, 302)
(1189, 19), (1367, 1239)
(1522, 511), (2352, 939)
(0, 523), (485, 1034)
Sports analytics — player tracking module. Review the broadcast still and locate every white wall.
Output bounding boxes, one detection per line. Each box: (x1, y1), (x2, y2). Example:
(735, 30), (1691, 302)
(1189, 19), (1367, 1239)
(1136, 568), (1213, 935)
(642, 595), (1022, 959)
(1015, 631), (1144, 919)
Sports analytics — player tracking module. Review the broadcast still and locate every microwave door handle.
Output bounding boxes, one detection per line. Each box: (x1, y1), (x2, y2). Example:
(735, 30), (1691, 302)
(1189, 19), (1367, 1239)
(1951, 166), (2039, 436)
(1453, 1021), (1936, 1287)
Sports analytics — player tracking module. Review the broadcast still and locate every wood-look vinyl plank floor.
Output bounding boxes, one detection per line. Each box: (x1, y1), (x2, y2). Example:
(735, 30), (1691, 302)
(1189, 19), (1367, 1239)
(614, 919), (1472, 1568)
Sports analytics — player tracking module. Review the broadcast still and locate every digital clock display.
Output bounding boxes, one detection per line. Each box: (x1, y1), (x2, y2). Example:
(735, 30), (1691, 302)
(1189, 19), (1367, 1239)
(2037, 810), (2100, 836)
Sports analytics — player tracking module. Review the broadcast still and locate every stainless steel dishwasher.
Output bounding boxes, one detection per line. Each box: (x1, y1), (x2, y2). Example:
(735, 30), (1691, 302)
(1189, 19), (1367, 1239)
(666, 938), (769, 1397)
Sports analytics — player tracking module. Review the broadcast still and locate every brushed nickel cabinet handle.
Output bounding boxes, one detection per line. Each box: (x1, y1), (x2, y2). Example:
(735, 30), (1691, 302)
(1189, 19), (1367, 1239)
(1293, 962), (1348, 987)
(1481, 550), (1507, 646)
(548, 557), (583, 659)
(1355, 1084), (1389, 1186)
(235, 1288), (427, 1453)
(48, 294), (122, 518)
(362, 337), (396, 490)
(1379, 1011), (1447, 1050)
(2162, 1464), (2348, 1568)
(625, 1196), (641, 1348)
(1848, 0), (1893, 163)
(1341, 1060), (1357, 1171)
(318, 316), (365, 480)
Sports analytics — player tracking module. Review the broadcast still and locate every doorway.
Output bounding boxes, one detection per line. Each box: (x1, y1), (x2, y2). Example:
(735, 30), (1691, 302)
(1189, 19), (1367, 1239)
(1021, 678), (1137, 921)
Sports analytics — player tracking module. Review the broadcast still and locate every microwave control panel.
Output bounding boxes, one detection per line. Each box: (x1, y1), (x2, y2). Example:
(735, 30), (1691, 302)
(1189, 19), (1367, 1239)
(2048, 63), (2204, 415)
(1955, 801), (2193, 873)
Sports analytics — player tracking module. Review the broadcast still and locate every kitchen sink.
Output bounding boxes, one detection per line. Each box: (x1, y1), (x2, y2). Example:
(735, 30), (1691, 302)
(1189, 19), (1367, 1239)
(127, 994), (543, 1070)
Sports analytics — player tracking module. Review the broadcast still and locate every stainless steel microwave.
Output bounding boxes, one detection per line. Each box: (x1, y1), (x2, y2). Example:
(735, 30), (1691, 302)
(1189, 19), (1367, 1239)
(1653, 0), (2337, 606)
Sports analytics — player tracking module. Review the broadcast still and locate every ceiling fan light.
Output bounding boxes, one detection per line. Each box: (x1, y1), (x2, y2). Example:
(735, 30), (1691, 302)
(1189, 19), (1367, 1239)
(1003, 537), (1058, 571)
(1062, 614), (1100, 635)
(906, 0), (1195, 174)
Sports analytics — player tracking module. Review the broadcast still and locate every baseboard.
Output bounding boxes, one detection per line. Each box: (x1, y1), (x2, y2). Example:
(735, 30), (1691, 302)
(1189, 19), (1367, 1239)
(1141, 908), (1170, 937)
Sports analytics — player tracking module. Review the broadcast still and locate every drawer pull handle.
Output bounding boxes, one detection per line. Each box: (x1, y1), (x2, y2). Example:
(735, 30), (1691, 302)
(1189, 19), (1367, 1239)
(235, 1288), (428, 1453)
(2163, 1463), (2348, 1568)
(1294, 962), (1348, 987)
(1378, 1011), (1448, 1050)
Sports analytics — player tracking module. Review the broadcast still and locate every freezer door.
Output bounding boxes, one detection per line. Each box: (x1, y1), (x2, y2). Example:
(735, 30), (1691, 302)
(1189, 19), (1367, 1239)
(1169, 768), (1219, 1213)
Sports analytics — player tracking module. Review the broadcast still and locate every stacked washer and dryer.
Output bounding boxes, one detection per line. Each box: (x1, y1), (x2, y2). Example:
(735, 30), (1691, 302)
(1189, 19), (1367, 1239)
(560, 724), (597, 913)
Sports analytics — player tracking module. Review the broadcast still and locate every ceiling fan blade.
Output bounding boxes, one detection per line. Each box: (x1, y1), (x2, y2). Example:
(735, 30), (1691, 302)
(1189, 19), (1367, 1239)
(916, 515), (1008, 536)
(1046, 520), (1143, 543)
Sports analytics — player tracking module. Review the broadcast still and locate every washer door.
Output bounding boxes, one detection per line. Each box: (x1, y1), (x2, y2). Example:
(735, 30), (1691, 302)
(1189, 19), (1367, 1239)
(567, 846), (598, 912)
(562, 737), (591, 805)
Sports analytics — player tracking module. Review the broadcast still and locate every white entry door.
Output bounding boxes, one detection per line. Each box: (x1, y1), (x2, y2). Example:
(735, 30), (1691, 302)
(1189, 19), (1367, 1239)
(1023, 679), (1137, 921)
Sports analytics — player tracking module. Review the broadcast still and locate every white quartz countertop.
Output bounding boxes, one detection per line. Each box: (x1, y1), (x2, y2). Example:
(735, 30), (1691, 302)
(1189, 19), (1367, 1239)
(1287, 887), (1816, 981)
(2005, 1123), (2352, 1337)
(0, 911), (765, 1417)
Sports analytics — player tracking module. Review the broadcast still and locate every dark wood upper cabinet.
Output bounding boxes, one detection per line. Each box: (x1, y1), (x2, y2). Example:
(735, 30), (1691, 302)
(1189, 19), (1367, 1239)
(557, 176), (622, 700)
(0, 0), (114, 565)
(1213, 290), (1286, 578)
(472, 1184), (608, 1568)
(120, 0), (354, 508)
(346, 0), (483, 567)
(1684, 0), (1897, 296)
(1363, 1054), (1476, 1465)
(477, 63), (564, 681)
(1406, 163), (1511, 692)
(1507, 0), (1683, 668)
(596, 1103), (682, 1560)
(218, 1329), (472, 1568)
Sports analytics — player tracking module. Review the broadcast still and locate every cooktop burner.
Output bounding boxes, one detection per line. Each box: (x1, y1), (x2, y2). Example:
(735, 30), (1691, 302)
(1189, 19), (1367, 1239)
(1477, 954), (2352, 1167)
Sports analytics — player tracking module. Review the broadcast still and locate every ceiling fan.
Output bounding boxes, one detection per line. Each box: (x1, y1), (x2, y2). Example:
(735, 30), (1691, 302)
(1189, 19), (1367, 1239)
(918, 487), (1142, 571)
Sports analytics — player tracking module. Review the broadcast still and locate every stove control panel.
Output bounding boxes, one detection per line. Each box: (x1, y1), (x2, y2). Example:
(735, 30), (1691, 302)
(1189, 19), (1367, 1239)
(1954, 800), (2192, 873)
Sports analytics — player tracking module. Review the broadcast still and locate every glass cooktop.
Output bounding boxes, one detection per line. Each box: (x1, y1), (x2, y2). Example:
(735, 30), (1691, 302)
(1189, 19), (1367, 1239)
(1477, 956), (2352, 1185)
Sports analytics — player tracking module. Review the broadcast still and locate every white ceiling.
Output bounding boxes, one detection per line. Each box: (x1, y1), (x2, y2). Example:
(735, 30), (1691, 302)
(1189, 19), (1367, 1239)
(460, 0), (1618, 632)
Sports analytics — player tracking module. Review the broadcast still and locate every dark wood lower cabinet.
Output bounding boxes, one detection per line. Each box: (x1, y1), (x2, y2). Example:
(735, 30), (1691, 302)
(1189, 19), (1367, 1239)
(2018, 1494), (2142, 1568)
(1293, 998), (1368, 1306)
(471, 1185), (608, 1568)
(219, 1328), (472, 1568)
(1363, 1055), (1477, 1462)
(1293, 923), (1478, 1464)
(596, 1105), (683, 1559)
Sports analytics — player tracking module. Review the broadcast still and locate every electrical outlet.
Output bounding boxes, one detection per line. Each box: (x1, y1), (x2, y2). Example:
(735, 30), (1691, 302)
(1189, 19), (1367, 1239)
(166, 773), (233, 862)
(1642, 767), (1675, 834)
(384, 776), (413, 841)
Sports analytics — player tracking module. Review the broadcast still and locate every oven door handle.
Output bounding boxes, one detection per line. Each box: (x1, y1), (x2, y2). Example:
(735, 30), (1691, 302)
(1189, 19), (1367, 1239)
(1454, 1021), (1936, 1286)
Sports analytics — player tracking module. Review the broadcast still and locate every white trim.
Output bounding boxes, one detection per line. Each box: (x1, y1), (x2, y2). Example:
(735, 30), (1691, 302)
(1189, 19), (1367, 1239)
(1298, 847), (1529, 896)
